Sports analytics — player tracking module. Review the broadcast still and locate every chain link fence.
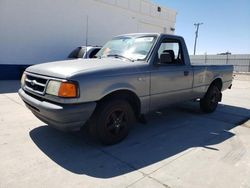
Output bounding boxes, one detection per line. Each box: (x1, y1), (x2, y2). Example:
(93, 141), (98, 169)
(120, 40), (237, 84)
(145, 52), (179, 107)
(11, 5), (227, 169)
(190, 54), (250, 72)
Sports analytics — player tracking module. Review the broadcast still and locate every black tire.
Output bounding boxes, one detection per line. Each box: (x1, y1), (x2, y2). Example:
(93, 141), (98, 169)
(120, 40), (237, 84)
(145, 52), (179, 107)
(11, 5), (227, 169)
(200, 85), (221, 113)
(88, 99), (135, 145)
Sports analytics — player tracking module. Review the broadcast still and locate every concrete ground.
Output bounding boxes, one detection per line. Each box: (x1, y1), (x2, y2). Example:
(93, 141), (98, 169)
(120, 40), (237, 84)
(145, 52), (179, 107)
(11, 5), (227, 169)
(0, 77), (250, 188)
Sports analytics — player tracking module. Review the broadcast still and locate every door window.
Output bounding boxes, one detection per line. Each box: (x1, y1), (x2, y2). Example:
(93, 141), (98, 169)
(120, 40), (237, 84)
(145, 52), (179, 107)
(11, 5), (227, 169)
(157, 40), (183, 65)
(89, 48), (101, 58)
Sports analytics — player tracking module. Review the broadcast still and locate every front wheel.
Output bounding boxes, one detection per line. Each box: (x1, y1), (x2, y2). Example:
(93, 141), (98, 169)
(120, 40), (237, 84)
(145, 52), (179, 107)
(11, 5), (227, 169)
(200, 85), (221, 113)
(88, 99), (135, 145)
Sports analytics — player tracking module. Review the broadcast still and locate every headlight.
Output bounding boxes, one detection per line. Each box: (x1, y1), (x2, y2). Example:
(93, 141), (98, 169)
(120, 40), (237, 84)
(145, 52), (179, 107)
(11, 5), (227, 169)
(46, 80), (78, 98)
(46, 80), (61, 96)
(21, 73), (26, 87)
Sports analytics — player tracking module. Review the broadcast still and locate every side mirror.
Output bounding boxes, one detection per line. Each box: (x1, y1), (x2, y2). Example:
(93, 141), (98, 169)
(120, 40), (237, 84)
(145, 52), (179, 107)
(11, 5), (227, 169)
(160, 52), (173, 64)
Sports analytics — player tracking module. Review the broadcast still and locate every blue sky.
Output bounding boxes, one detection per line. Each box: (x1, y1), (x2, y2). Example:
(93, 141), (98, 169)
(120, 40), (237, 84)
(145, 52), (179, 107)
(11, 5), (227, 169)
(153, 0), (250, 55)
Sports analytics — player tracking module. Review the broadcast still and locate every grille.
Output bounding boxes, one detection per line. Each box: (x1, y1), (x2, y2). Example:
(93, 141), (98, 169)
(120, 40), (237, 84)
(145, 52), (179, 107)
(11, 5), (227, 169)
(25, 74), (48, 95)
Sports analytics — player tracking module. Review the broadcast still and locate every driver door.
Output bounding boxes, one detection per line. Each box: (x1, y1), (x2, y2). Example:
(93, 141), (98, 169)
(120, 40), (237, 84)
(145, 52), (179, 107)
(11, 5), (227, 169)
(150, 38), (193, 111)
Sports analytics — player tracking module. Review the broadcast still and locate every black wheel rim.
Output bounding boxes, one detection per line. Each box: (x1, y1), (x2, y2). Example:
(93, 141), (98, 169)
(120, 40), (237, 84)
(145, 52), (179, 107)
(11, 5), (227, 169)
(210, 90), (219, 107)
(105, 108), (128, 136)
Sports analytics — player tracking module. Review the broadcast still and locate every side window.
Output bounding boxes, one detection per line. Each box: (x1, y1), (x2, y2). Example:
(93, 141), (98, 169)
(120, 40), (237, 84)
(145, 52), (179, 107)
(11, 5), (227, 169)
(78, 48), (86, 58)
(157, 40), (183, 65)
(68, 47), (81, 58)
(89, 48), (101, 58)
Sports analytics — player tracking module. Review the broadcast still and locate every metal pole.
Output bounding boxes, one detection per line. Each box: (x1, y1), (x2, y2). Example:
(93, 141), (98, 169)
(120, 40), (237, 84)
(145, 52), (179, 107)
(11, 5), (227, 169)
(85, 15), (89, 46)
(194, 23), (203, 55)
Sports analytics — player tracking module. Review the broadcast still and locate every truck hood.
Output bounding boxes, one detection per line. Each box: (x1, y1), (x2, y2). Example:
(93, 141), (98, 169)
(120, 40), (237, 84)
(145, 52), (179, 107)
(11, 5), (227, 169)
(26, 58), (145, 79)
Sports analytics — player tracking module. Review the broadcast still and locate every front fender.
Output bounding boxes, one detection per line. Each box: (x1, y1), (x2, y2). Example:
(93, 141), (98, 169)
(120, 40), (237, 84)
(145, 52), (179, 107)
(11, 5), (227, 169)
(100, 83), (137, 99)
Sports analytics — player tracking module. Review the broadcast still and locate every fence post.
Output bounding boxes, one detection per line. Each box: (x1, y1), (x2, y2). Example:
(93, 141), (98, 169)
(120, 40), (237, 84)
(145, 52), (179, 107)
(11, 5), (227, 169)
(205, 54), (207, 64)
(226, 54), (229, 64)
(248, 60), (250, 72)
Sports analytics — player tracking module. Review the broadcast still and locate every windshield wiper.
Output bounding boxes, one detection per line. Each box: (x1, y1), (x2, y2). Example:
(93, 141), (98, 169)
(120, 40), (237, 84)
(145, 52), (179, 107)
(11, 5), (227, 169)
(106, 54), (134, 62)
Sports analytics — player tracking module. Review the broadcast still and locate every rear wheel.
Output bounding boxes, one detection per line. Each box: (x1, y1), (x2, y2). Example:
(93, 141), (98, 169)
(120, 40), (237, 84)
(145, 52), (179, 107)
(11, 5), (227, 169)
(200, 85), (221, 113)
(88, 99), (135, 145)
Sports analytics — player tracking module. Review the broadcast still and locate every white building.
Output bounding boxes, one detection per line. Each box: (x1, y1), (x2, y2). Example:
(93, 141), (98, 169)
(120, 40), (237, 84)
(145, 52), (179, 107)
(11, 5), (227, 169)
(0, 0), (176, 79)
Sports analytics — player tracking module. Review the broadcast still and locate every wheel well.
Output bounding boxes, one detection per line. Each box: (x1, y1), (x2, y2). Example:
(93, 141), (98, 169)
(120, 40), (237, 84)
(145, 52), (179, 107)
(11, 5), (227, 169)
(98, 90), (141, 118)
(210, 78), (223, 91)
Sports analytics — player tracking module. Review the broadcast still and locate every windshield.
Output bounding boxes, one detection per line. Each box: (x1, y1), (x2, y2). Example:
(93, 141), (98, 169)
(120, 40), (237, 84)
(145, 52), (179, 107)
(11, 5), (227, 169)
(96, 36), (157, 61)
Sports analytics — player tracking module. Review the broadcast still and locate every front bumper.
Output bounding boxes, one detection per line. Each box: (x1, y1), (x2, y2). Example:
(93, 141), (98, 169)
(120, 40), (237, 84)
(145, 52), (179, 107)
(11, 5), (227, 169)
(18, 89), (96, 131)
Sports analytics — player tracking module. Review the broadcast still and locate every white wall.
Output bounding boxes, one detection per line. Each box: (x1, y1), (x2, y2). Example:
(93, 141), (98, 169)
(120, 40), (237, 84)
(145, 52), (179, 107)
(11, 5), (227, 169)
(0, 0), (176, 65)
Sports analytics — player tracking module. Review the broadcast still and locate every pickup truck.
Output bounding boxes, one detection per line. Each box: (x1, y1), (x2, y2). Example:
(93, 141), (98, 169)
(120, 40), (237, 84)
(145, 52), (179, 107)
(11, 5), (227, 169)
(19, 33), (233, 145)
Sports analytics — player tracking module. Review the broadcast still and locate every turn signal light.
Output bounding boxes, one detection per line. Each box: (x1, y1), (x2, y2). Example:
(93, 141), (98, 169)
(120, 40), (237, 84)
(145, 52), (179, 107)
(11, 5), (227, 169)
(58, 82), (78, 98)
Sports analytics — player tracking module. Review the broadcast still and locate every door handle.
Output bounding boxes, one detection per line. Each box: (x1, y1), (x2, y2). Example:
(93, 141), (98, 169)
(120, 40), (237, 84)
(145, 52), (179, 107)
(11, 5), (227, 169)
(184, 71), (189, 76)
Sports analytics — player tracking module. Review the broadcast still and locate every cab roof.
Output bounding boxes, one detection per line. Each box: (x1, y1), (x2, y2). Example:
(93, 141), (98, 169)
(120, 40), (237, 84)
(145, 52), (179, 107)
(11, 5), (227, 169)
(115, 33), (183, 40)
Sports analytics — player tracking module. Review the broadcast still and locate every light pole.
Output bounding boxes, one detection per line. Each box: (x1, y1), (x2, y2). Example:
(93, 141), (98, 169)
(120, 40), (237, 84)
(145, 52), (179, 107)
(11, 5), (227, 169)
(193, 22), (203, 55)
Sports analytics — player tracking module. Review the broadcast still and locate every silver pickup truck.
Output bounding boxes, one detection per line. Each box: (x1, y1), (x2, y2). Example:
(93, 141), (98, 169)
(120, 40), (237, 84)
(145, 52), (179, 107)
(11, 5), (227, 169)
(19, 33), (233, 145)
